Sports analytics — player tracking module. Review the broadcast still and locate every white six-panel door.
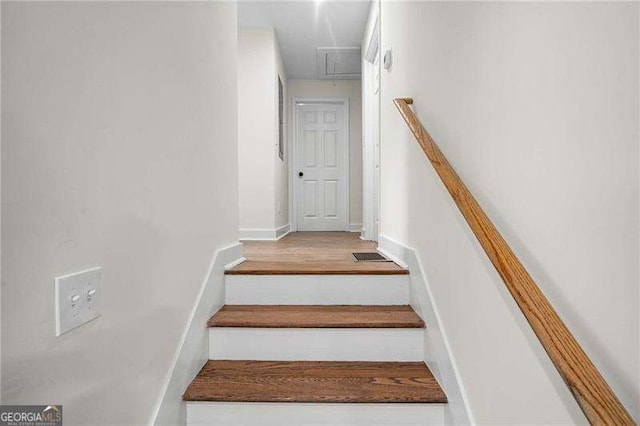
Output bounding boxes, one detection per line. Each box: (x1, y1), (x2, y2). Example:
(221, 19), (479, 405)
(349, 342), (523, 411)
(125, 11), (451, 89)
(295, 102), (349, 231)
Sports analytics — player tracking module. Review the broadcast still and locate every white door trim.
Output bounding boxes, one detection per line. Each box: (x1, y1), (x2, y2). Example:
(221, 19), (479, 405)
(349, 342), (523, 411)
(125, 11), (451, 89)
(290, 97), (350, 232)
(362, 9), (381, 241)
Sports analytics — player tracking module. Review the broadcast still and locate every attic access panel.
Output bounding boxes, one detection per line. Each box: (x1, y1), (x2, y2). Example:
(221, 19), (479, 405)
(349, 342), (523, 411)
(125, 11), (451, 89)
(317, 47), (361, 80)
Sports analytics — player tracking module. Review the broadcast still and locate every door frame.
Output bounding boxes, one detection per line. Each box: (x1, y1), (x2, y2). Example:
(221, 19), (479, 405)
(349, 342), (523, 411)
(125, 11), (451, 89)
(289, 97), (351, 232)
(362, 9), (381, 241)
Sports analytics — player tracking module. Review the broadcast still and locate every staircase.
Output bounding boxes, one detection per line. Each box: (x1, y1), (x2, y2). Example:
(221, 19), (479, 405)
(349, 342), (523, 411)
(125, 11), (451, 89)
(182, 243), (447, 425)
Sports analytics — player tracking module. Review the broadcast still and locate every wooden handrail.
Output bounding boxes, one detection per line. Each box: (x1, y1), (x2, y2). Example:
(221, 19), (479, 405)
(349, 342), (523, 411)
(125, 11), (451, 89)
(393, 97), (634, 425)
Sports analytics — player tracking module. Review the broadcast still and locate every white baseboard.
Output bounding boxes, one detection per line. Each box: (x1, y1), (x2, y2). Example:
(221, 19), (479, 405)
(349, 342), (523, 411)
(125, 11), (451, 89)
(349, 222), (363, 233)
(275, 223), (291, 239)
(378, 234), (473, 425)
(239, 224), (290, 241)
(150, 242), (244, 426)
(224, 256), (246, 271)
(376, 237), (409, 269)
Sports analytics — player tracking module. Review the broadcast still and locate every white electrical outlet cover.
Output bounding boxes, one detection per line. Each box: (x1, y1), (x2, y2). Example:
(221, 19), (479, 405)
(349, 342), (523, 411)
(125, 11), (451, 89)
(55, 267), (102, 336)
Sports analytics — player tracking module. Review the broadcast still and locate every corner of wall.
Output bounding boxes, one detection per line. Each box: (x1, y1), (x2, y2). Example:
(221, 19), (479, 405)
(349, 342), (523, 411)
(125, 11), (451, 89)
(239, 224), (290, 241)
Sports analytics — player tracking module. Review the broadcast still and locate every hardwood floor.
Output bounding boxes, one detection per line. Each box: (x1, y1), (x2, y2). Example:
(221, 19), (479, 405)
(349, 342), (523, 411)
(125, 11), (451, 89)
(183, 361), (447, 403)
(227, 232), (408, 275)
(208, 305), (425, 328)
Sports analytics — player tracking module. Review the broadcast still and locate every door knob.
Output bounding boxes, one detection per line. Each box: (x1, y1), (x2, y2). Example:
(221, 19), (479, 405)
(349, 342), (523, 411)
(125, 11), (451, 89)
(298, 171), (304, 177)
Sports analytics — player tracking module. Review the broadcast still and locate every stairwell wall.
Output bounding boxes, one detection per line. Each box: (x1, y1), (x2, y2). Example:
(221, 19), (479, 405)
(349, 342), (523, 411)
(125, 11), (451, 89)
(1, 2), (238, 425)
(379, 2), (639, 423)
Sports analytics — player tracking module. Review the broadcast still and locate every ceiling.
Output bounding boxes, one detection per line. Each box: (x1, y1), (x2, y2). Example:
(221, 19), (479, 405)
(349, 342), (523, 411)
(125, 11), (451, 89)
(239, 1), (371, 80)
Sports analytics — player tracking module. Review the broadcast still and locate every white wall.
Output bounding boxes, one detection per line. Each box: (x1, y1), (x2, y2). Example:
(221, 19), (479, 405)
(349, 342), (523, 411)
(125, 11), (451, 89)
(288, 80), (363, 231)
(380, 2), (638, 424)
(238, 29), (288, 237)
(1, 2), (238, 425)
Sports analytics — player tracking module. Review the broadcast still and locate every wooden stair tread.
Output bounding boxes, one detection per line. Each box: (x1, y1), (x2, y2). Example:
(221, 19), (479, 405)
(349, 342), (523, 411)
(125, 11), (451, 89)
(208, 305), (425, 328)
(183, 361), (447, 403)
(225, 260), (408, 275)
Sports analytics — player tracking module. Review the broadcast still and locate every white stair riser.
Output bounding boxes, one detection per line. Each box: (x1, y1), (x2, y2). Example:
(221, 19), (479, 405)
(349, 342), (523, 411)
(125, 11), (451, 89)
(187, 402), (445, 426)
(209, 328), (424, 361)
(225, 275), (410, 305)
